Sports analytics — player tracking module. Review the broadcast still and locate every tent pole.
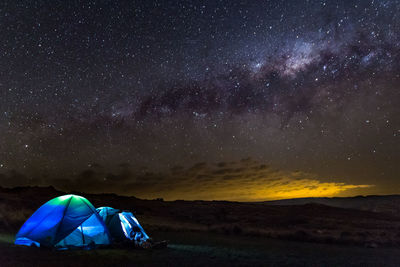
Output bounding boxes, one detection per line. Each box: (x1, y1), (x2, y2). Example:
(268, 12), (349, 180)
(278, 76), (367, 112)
(81, 225), (85, 245)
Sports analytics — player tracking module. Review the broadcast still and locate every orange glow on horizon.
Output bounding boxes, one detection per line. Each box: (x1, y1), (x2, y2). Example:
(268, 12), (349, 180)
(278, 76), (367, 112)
(131, 177), (374, 202)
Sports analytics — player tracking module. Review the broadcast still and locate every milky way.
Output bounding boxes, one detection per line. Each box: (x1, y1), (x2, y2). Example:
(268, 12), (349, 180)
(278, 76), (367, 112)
(0, 0), (399, 200)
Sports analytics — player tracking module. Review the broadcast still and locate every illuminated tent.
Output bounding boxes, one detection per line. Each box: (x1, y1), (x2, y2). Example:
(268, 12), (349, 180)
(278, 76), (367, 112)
(97, 207), (150, 244)
(15, 195), (111, 249)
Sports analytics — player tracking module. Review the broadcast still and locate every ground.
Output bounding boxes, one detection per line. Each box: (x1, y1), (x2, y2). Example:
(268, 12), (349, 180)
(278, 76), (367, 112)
(2, 231), (400, 266)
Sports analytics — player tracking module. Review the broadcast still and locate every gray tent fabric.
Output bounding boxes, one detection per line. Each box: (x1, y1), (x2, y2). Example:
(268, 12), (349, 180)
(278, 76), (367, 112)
(97, 207), (149, 243)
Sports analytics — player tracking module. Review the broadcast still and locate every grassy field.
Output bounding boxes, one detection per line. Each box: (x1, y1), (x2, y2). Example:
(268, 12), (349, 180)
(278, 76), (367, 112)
(2, 230), (400, 266)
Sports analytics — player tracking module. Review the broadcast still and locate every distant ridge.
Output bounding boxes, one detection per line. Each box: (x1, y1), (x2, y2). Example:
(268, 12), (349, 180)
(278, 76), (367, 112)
(263, 195), (400, 215)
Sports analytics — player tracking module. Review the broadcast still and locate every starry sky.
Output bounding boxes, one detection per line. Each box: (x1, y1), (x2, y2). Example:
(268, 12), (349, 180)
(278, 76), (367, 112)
(0, 0), (399, 201)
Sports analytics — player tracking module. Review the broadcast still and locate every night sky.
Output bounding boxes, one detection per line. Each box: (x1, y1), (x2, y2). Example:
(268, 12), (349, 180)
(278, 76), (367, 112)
(0, 0), (399, 201)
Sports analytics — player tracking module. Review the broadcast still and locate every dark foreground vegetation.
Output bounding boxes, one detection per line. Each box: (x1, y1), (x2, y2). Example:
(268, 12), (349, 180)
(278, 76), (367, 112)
(2, 186), (400, 266)
(2, 230), (400, 267)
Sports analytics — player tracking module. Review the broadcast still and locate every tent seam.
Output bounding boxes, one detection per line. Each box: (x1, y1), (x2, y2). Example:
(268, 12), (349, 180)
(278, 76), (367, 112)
(85, 202), (111, 240)
(53, 196), (73, 244)
(20, 197), (71, 240)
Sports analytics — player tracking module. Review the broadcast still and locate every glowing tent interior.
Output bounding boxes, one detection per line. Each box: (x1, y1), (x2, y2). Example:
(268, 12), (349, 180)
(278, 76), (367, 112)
(14, 195), (111, 249)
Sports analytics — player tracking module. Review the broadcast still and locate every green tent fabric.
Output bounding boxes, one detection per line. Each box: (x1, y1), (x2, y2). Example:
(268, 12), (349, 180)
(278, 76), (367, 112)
(15, 195), (111, 249)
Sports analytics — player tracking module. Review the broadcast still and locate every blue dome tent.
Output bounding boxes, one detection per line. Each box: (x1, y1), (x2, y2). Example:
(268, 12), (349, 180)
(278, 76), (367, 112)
(97, 207), (149, 244)
(15, 195), (111, 249)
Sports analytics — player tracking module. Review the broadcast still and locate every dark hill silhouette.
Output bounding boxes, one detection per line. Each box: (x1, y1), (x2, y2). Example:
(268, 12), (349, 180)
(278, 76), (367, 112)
(264, 195), (400, 215)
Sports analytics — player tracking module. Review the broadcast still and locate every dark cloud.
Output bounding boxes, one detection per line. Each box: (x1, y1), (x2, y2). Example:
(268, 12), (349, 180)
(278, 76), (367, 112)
(0, 159), (373, 201)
